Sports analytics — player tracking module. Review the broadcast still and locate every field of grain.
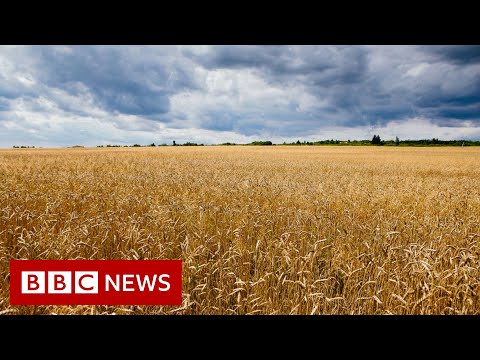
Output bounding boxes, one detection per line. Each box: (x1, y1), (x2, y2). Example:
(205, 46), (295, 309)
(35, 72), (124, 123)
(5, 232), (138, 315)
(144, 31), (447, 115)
(1, 146), (479, 314)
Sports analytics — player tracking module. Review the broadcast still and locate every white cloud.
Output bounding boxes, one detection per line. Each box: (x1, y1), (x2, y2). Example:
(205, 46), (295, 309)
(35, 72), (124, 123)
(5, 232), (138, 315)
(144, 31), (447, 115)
(169, 67), (322, 132)
(404, 63), (430, 78)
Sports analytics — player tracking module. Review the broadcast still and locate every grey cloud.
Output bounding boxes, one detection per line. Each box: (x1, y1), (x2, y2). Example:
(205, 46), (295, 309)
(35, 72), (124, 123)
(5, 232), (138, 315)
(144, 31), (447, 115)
(29, 46), (197, 116)
(193, 45), (368, 84)
(0, 45), (479, 147)
(0, 97), (10, 111)
(419, 45), (480, 65)
(429, 118), (479, 127)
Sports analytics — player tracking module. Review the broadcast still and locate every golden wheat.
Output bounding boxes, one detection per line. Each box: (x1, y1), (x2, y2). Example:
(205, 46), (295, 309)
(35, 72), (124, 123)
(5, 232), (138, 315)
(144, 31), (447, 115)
(1, 146), (479, 314)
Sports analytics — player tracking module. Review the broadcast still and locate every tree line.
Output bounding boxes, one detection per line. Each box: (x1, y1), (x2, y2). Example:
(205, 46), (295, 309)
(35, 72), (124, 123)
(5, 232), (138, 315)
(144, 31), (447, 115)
(13, 137), (480, 148)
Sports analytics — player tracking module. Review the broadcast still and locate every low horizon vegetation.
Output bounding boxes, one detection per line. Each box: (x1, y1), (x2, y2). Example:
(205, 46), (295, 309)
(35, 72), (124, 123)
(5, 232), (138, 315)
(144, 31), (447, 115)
(10, 135), (480, 149)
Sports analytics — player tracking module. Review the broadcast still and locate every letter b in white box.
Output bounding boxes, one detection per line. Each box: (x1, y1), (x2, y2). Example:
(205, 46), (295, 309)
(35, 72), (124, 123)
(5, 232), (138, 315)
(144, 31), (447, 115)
(75, 271), (98, 293)
(21, 271), (45, 294)
(48, 271), (72, 293)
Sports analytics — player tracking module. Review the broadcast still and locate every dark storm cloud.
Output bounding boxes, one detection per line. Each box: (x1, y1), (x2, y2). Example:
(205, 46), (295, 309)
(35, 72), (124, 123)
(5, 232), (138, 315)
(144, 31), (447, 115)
(178, 45), (378, 132)
(191, 45), (426, 132)
(190, 45), (368, 83)
(28, 46), (197, 116)
(184, 45), (287, 69)
(419, 45), (480, 65)
(0, 45), (479, 147)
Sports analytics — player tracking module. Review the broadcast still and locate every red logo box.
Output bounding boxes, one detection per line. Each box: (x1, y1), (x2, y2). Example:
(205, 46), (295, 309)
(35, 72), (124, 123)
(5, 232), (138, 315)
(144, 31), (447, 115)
(9, 260), (182, 305)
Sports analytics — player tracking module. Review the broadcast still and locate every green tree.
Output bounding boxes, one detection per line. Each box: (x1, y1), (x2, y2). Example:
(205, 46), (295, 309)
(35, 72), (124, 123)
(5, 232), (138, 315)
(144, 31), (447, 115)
(395, 136), (400, 146)
(371, 134), (382, 145)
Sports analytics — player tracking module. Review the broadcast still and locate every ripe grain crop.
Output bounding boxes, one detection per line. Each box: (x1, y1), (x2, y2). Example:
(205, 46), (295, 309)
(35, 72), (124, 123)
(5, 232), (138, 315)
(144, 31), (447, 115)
(1, 146), (479, 314)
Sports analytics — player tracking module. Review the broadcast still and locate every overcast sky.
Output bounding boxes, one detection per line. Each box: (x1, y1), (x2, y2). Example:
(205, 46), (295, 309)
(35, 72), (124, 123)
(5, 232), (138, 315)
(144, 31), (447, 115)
(1, 45), (479, 147)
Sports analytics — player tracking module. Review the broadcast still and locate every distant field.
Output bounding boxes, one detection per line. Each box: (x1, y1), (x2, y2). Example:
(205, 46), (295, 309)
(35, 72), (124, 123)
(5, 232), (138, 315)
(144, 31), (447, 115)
(1, 146), (479, 314)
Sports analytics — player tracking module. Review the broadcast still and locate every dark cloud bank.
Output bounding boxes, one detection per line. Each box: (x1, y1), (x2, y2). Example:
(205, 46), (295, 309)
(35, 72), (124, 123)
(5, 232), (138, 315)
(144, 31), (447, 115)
(0, 45), (479, 147)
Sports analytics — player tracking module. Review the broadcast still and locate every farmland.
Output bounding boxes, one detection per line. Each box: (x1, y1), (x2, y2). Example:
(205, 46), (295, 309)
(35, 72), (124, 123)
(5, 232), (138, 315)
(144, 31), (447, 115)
(1, 146), (479, 314)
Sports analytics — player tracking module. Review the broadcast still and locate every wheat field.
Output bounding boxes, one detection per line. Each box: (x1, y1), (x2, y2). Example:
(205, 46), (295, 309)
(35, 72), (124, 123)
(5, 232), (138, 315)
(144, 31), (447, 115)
(1, 146), (479, 315)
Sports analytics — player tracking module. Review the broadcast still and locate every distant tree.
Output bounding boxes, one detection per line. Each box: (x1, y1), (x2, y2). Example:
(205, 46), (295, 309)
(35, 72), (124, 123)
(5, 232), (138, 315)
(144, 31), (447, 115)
(395, 136), (400, 146)
(296, 140), (301, 144)
(173, 140), (176, 146)
(251, 141), (273, 146)
(150, 142), (156, 147)
(371, 135), (382, 145)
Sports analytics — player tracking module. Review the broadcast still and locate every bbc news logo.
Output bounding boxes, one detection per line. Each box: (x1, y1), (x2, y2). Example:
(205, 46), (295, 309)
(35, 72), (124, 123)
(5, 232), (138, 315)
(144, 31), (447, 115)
(10, 260), (182, 305)
(21, 271), (100, 294)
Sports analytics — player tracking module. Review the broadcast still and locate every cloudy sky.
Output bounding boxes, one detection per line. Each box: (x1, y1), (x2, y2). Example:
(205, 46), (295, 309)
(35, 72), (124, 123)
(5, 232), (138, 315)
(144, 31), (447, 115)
(0, 45), (479, 147)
